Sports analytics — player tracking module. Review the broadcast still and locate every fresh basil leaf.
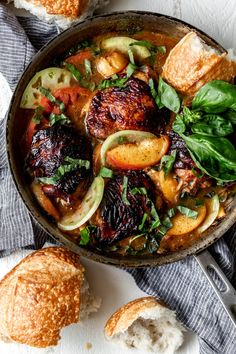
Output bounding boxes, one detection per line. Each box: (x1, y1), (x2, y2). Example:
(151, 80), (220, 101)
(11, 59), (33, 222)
(39, 87), (65, 112)
(84, 59), (92, 76)
(98, 167), (113, 178)
(149, 78), (164, 109)
(192, 80), (236, 113)
(38, 156), (90, 185)
(151, 219), (161, 230)
(32, 106), (44, 124)
(191, 168), (204, 178)
(181, 133), (236, 182)
(49, 113), (71, 126)
(224, 110), (236, 124)
(121, 176), (130, 205)
(149, 200), (160, 222)
(159, 150), (176, 176)
(162, 215), (173, 228)
(191, 115), (233, 136)
(176, 205), (198, 219)
(158, 77), (181, 113)
(167, 208), (176, 218)
(65, 62), (82, 81)
(138, 213), (148, 231)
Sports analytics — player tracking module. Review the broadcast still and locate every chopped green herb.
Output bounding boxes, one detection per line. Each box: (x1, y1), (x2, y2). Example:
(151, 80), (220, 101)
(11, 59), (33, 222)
(38, 156), (90, 185)
(131, 187), (147, 195)
(167, 208), (176, 218)
(49, 113), (70, 126)
(79, 227), (90, 245)
(98, 167), (113, 178)
(84, 59), (92, 76)
(32, 105), (44, 124)
(149, 200), (160, 222)
(98, 77), (128, 90)
(39, 87), (65, 112)
(159, 150), (176, 176)
(162, 215), (173, 228)
(148, 79), (164, 109)
(126, 62), (138, 78)
(151, 219), (161, 230)
(157, 225), (169, 237)
(176, 205), (198, 219)
(138, 213), (148, 231)
(65, 62), (82, 81)
(128, 47), (135, 65)
(121, 176), (130, 206)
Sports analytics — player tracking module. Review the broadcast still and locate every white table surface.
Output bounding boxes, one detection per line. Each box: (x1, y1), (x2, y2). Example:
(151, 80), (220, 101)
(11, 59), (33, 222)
(1, 1), (236, 354)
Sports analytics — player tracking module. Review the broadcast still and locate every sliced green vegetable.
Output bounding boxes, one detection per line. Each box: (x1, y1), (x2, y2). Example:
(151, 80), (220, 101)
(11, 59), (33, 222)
(192, 80), (236, 113)
(176, 205), (198, 219)
(101, 36), (151, 60)
(158, 77), (181, 113)
(58, 177), (104, 231)
(197, 195), (220, 233)
(20, 68), (73, 109)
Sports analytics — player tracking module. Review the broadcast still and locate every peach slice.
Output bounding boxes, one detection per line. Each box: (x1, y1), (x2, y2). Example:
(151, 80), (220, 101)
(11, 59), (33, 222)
(106, 136), (170, 170)
(167, 204), (207, 236)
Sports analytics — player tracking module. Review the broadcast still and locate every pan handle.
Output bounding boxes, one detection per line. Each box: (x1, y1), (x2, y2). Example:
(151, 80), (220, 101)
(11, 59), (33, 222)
(194, 250), (236, 329)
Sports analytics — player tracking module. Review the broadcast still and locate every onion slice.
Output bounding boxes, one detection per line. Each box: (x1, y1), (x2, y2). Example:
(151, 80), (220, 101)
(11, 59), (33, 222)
(58, 176), (104, 231)
(197, 195), (220, 233)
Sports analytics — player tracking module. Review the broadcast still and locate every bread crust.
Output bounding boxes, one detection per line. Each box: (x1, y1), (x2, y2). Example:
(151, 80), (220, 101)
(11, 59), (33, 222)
(28, 0), (87, 17)
(0, 247), (84, 347)
(105, 296), (167, 337)
(162, 31), (227, 96)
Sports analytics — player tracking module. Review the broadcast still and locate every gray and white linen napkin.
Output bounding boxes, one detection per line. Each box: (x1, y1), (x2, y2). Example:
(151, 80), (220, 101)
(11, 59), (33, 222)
(0, 4), (236, 353)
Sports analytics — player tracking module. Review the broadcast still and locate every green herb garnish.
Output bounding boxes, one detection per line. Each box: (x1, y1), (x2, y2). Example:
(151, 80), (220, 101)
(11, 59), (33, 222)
(84, 59), (92, 76)
(158, 77), (181, 113)
(159, 150), (176, 176)
(39, 87), (65, 112)
(176, 205), (198, 219)
(121, 176), (130, 206)
(131, 187), (147, 196)
(49, 113), (71, 126)
(38, 156), (90, 185)
(98, 167), (113, 178)
(32, 105), (44, 124)
(138, 213), (148, 231)
(79, 227), (90, 245)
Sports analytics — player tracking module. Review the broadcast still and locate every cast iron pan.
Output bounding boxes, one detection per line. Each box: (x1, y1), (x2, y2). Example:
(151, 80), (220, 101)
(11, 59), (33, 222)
(6, 11), (236, 269)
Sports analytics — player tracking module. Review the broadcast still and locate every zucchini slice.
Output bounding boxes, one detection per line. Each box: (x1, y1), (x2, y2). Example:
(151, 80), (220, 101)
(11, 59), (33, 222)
(58, 176), (104, 231)
(101, 37), (151, 60)
(20, 68), (73, 109)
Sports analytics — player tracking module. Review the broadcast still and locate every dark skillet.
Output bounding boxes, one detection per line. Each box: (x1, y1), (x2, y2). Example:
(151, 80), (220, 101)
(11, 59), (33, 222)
(6, 11), (236, 268)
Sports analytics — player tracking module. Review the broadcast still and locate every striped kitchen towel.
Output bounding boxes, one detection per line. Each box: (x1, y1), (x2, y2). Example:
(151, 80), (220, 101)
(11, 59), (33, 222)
(0, 4), (236, 353)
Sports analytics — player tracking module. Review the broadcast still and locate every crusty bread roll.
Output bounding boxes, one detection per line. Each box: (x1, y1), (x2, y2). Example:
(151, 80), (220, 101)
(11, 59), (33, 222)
(105, 296), (185, 354)
(0, 247), (101, 347)
(13, 0), (109, 29)
(162, 31), (236, 97)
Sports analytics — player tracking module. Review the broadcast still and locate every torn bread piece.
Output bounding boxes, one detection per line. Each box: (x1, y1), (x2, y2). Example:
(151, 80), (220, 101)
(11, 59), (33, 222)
(105, 296), (185, 354)
(162, 31), (236, 97)
(13, 0), (109, 29)
(0, 247), (101, 348)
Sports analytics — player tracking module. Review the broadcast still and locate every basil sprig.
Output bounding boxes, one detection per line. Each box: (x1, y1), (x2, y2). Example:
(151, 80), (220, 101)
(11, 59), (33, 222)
(149, 78), (181, 113)
(38, 156), (90, 185)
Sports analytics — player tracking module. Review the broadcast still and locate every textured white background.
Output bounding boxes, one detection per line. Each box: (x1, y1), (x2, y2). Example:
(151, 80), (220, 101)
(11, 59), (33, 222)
(1, 1), (236, 354)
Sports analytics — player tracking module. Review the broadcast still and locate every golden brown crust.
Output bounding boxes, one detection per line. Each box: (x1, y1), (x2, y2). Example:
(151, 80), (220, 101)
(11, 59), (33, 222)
(104, 296), (167, 337)
(0, 247), (84, 347)
(162, 32), (226, 96)
(30, 0), (87, 17)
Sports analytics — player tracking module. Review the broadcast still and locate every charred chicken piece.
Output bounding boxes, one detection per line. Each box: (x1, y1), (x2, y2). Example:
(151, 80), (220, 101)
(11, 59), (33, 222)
(93, 170), (158, 245)
(168, 130), (195, 170)
(86, 77), (169, 139)
(27, 125), (92, 199)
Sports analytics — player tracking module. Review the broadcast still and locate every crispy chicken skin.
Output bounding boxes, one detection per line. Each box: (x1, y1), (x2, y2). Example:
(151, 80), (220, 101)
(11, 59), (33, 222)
(27, 125), (92, 198)
(92, 171), (157, 245)
(86, 77), (167, 139)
